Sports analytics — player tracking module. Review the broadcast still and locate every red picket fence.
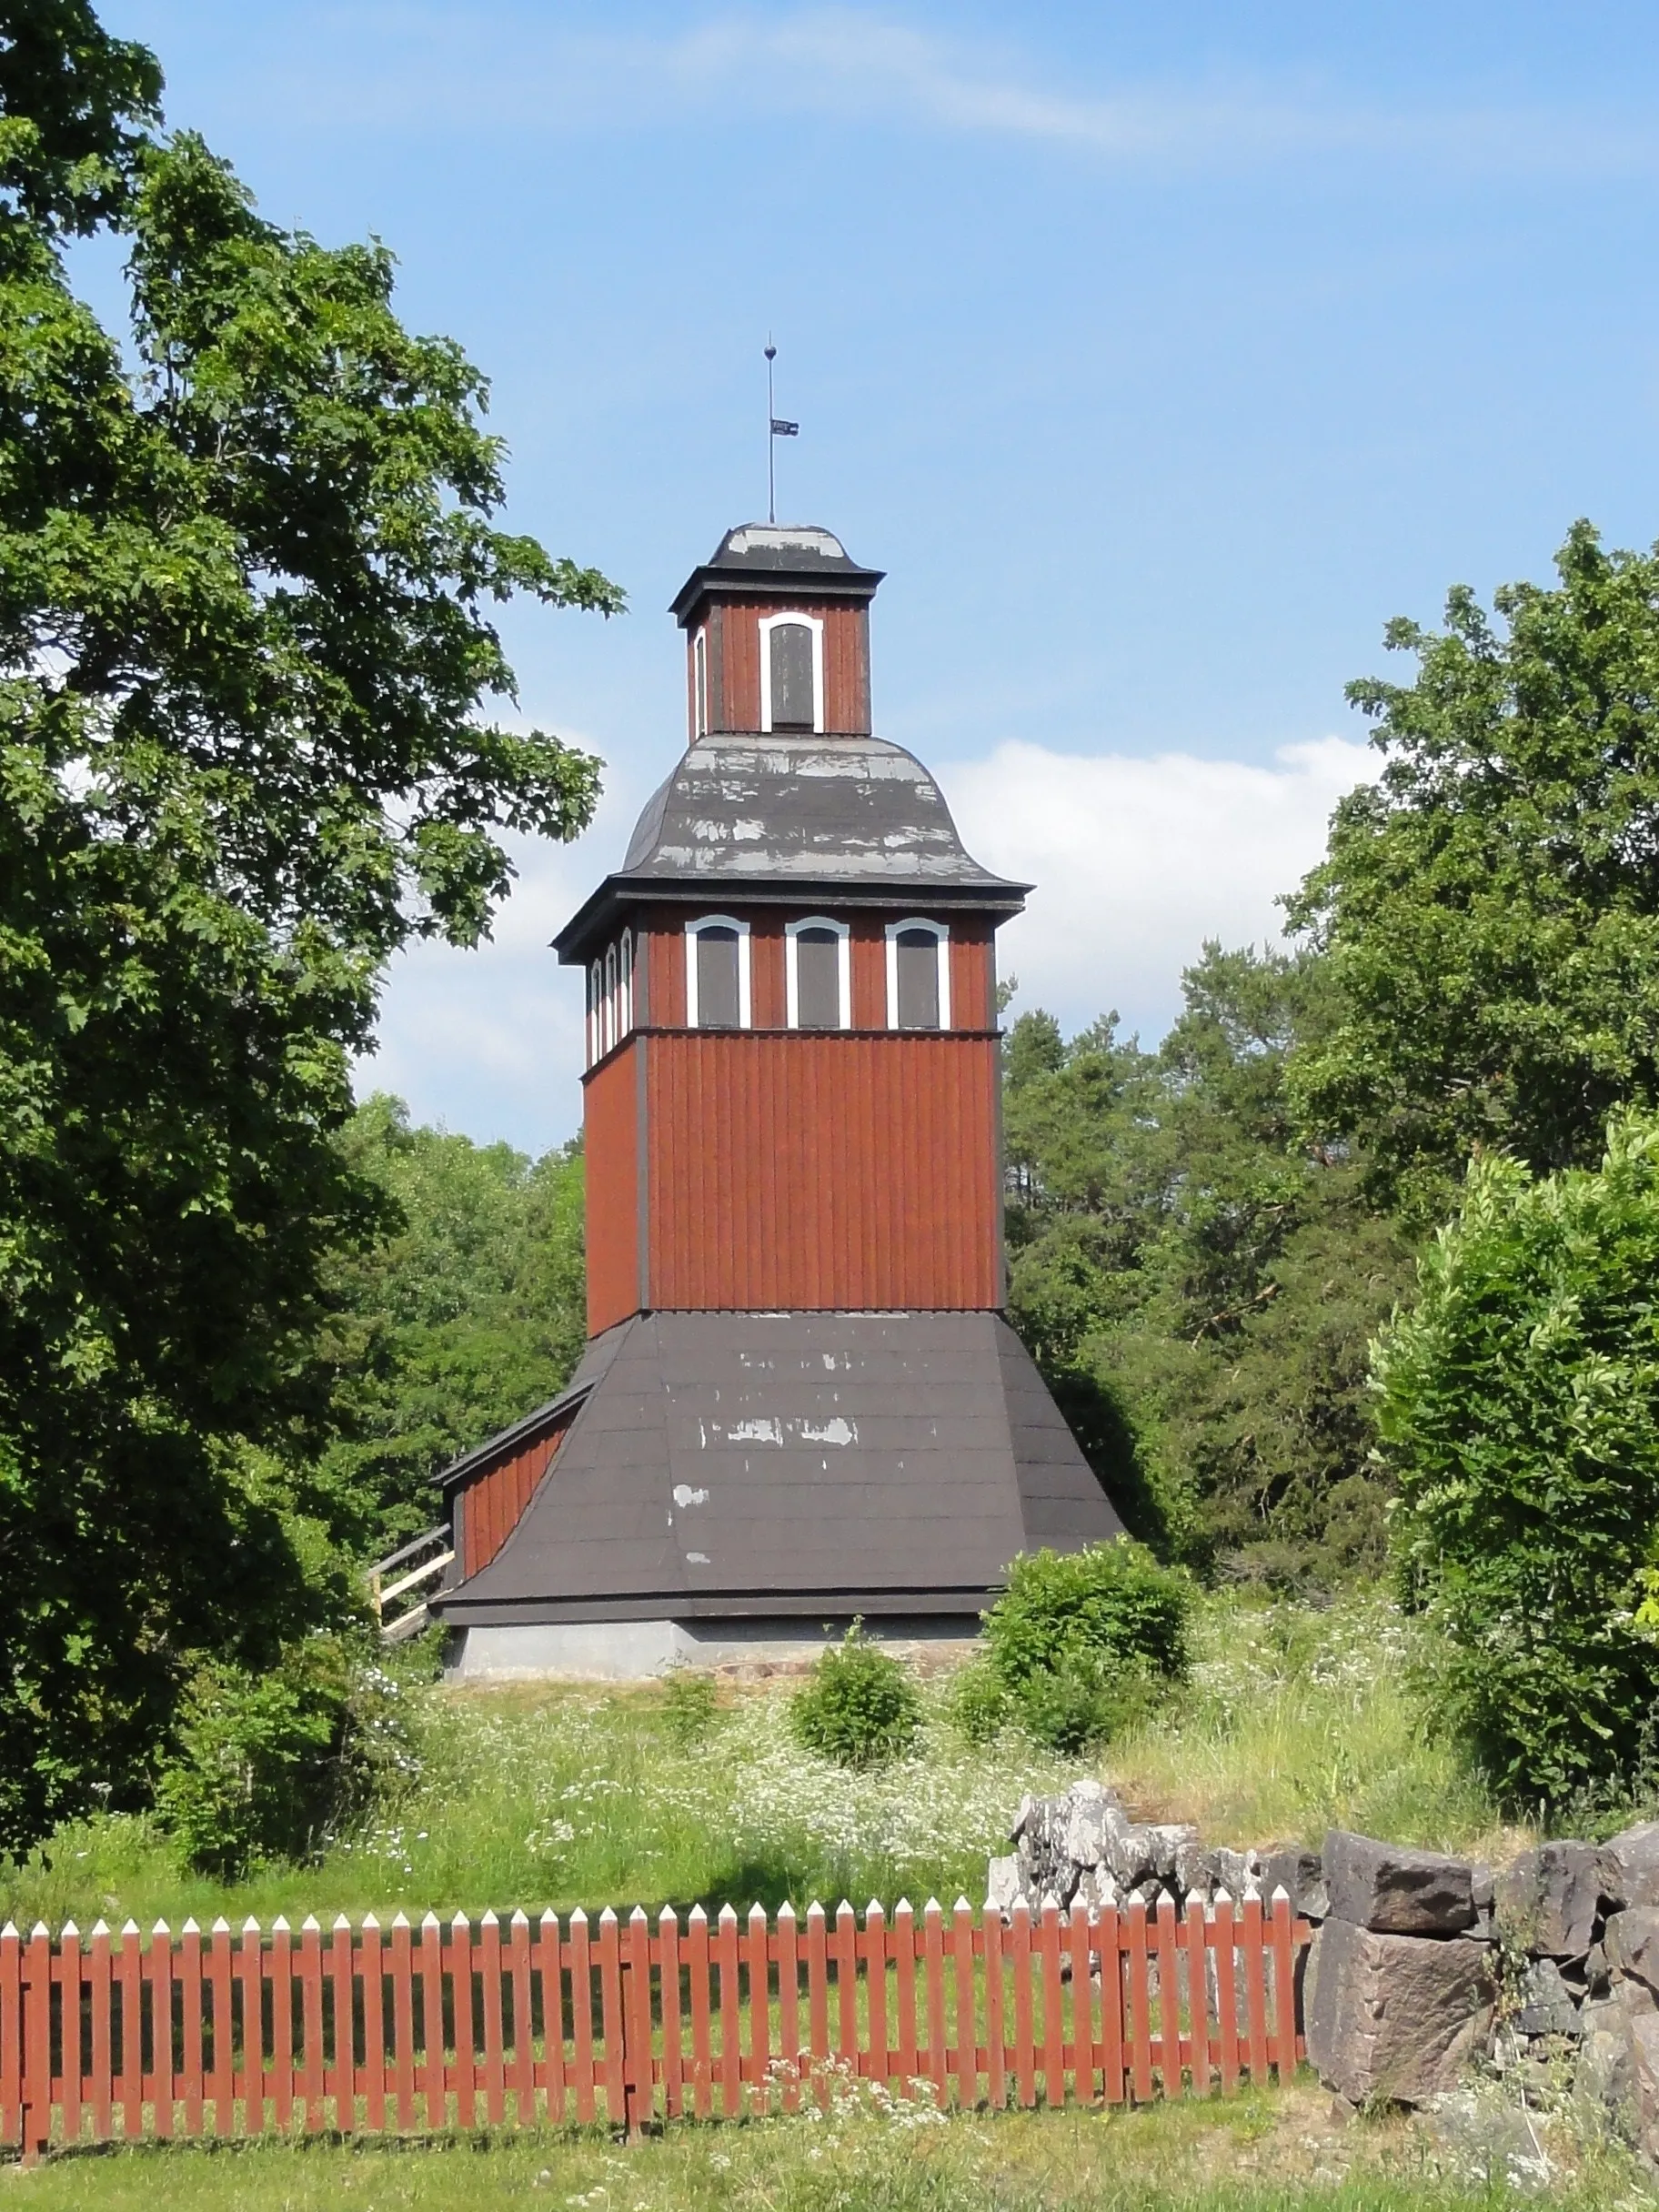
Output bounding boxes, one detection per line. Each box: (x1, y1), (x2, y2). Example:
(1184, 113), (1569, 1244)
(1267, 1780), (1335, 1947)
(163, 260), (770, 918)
(2, 1890), (1310, 2160)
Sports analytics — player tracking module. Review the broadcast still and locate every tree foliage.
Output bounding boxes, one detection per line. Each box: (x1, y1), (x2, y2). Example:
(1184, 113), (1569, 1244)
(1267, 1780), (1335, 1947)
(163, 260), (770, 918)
(1375, 1109), (1659, 1809)
(1287, 524), (1659, 1216)
(1003, 946), (1415, 1586)
(0, 1), (617, 1849)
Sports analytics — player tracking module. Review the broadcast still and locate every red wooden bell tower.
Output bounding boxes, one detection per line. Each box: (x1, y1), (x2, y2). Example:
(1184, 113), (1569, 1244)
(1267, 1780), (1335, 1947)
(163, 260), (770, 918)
(433, 524), (1125, 1677)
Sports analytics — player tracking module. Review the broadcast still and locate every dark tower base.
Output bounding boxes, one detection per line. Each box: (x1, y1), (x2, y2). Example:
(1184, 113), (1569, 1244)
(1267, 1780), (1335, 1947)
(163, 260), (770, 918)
(437, 1311), (1124, 1679)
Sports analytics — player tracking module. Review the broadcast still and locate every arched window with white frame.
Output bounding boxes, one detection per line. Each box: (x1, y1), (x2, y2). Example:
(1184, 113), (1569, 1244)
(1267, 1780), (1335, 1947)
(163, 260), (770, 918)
(886, 918), (950, 1031)
(759, 612), (824, 734)
(618, 930), (634, 1038)
(603, 941), (618, 1055)
(588, 959), (603, 1066)
(692, 628), (709, 739)
(786, 916), (851, 1030)
(685, 914), (752, 1030)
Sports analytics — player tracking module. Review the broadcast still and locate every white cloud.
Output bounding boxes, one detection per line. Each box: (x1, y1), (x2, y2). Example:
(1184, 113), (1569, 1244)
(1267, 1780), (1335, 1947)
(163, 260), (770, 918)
(365, 735), (1376, 1147)
(937, 736), (1377, 1044)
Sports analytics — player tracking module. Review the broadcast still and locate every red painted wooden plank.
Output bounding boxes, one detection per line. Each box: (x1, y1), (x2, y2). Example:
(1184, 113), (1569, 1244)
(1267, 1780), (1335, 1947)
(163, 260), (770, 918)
(658, 1908), (684, 2119)
(626, 1909), (654, 2131)
(478, 1911), (507, 2127)
(507, 1912), (532, 2125)
(1270, 1891), (1297, 2080)
(117, 1921), (144, 2140)
(298, 1918), (327, 2131)
(270, 1918), (295, 2131)
(536, 1911), (566, 2124)
(1186, 1895), (1212, 2096)
(982, 1908), (1006, 2110)
(805, 1903), (830, 2109)
(923, 1900), (949, 2108)
(952, 1900), (976, 2111)
(23, 1924), (50, 2159)
(1154, 1897), (1182, 2096)
(235, 1920), (262, 2134)
(449, 1914), (477, 2129)
(686, 1905), (712, 2120)
(1038, 1898), (1064, 2110)
(745, 1905), (770, 2107)
(360, 1915), (386, 2134)
(1009, 1902), (1035, 2108)
(1068, 1899), (1094, 2106)
(867, 1904), (891, 2087)
(1241, 1894), (1269, 2085)
(88, 1922), (113, 2143)
(147, 1920), (174, 2139)
(0, 1919), (19, 2150)
(1097, 1898), (1124, 2105)
(715, 1905), (741, 2116)
(329, 1917), (357, 2133)
(178, 1920), (203, 2136)
(833, 1903), (858, 2084)
(775, 1904), (799, 2111)
(568, 1910), (596, 2124)
(418, 1914), (446, 2130)
(206, 1920), (233, 2137)
(1213, 1894), (1239, 2096)
(1126, 1895), (1152, 2104)
(389, 1915), (417, 2132)
(59, 1921), (84, 2147)
(597, 1909), (627, 2127)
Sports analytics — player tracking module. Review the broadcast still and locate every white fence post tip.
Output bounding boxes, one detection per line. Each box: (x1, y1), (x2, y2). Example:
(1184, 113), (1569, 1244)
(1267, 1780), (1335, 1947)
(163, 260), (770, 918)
(924, 1897), (943, 1916)
(392, 1911), (410, 1929)
(1039, 1895), (1060, 1915)
(212, 1917), (230, 1935)
(0, 1924), (16, 1943)
(893, 1896), (910, 1915)
(1271, 1884), (1291, 1905)
(569, 1907), (588, 1929)
(272, 1916), (290, 1934)
(540, 1907), (557, 1925)
(1186, 1889), (1206, 1909)
(482, 1909), (499, 1927)
(450, 1911), (469, 1931)
(509, 1910), (528, 1927)
(29, 1921), (48, 1940)
(334, 1914), (352, 1931)
(954, 1896), (972, 1915)
(181, 1917), (200, 1936)
(806, 1901), (825, 1924)
(242, 1916), (261, 1935)
(90, 1920), (110, 1938)
(420, 1912), (440, 1929)
(718, 1904), (737, 1927)
(598, 1906), (618, 1928)
(362, 1913), (379, 1931)
(689, 1904), (708, 1928)
(122, 1919), (140, 1937)
(748, 1903), (766, 1926)
(151, 1919), (170, 1937)
(61, 1920), (78, 1940)
(1213, 1886), (1232, 1906)
(636, 1905), (653, 1926)
(301, 1915), (321, 1933)
(777, 1901), (796, 1925)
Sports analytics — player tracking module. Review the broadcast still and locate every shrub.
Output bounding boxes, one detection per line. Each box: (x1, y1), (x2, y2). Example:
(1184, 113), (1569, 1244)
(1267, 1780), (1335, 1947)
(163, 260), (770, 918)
(945, 1656), (1012, 1746)
(660, 1667), (719, 1751)
(1375, 1110), (1659, 1809)
(1016, 1654), (1166, 1755)
(156, 1634), (417, 1878)
(984, 1541), (1193, 1693)
(789, 1624), (921, 1769)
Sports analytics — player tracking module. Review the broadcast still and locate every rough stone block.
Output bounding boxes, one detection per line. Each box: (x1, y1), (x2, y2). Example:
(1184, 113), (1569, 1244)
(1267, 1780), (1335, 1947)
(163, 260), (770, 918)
(1304, 1917), (1495, 2105)
(1514, 1956), (1583, 2038)
(1059, 1779), (1131, 1869)
(1605, 1820), (1659, 1908)
(986, 1855), (1021, 1914)
(1496, 1843), (1618, 1959)
(1262, 1845), (1330, 1921)
(1324, 1829), (1479, 1936)
(1605, 1906), (1659, 1993)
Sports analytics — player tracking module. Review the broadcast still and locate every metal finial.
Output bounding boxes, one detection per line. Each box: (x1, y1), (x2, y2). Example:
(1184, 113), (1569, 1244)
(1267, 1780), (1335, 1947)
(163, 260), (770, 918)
(764, 337), (798, 527)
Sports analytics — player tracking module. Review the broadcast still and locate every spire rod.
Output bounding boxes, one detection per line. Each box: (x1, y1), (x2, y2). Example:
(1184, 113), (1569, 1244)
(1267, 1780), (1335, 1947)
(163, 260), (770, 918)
(764, 337), (798, 527)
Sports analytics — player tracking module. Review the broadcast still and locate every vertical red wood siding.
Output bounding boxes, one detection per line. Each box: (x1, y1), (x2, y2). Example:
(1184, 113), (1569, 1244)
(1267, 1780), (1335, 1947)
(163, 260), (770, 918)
(456, 1405), (577, 1578)
(691, 600), (870, 733)
(645, 1030), (1001, 1311)
(2, 1895), (1309, 2157)
(583, 1041), (639, 1335)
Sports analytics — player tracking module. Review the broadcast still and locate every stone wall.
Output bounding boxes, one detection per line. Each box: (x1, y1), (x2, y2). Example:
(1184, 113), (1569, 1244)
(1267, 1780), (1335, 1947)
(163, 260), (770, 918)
(990, 1785), (1659, 2152)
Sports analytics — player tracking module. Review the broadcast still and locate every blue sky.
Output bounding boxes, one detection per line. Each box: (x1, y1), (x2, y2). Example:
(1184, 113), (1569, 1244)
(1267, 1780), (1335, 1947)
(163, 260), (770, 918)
(100, 1), (1659, 1151)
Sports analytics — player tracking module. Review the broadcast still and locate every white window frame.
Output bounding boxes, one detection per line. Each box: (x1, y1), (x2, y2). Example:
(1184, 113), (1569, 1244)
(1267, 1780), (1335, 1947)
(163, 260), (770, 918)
(619, 929), (634, 1037)
(692, 627), (708, 739)
(885, 918), (951, 1031)
(785, 916), (851, 1030)
(588, 959), (603, 1067)
(758, 611), (825, 735)
(603, 941), (618, 1056)
(684, 913), (752, 1030)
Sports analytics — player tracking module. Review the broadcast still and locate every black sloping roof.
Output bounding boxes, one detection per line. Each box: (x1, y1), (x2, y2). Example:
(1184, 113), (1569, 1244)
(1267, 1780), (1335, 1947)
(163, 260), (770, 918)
(433, 1311), (1124, 1626)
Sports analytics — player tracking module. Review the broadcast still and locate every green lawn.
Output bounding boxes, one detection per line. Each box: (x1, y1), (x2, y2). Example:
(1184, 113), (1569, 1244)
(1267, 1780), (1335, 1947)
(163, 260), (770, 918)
(3, 1592), (1523, 1937)
(5, 2083), (1644, 2212)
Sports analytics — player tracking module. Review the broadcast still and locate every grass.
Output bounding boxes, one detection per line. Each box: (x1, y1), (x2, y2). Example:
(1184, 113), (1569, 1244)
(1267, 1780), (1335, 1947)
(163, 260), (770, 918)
(3, 2079), (1648, 2210)
(2, 1591), (1529, 1936)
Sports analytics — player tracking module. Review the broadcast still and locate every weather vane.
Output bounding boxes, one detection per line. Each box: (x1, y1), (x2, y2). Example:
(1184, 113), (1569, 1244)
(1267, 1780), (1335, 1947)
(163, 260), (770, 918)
(765, 337), (798, 526)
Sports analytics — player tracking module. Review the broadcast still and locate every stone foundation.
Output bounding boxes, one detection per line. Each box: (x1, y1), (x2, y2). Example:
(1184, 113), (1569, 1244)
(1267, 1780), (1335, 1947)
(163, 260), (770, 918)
(445, 1614), (981, 1683)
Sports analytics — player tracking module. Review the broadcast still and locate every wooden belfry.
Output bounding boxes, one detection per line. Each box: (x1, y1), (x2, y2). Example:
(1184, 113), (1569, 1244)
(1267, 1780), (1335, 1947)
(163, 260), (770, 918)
(433, 524), (1124, 1675)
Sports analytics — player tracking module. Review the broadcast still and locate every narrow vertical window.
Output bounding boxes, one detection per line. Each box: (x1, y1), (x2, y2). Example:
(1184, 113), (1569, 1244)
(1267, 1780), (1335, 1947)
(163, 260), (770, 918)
(588, 960), (603, 1065)
(786, 917), (850, 1029)
(619, 930), (634, 1036)
(685, 916), (751, 1029)
(759, 613), (824, 734)
(886, 920), (950, 1031)
(693, 628), (708, 739)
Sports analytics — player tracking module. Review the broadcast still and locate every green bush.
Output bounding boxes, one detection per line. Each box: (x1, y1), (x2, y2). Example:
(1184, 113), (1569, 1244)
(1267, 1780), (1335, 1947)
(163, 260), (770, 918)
(945, 1656), (1012, 1746)
(660, 1667), (719, 1752)
(156, 1634), (417, 1878)
(1375, 1110), (1659, 1809)
(789, 1624), (922, 1769)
